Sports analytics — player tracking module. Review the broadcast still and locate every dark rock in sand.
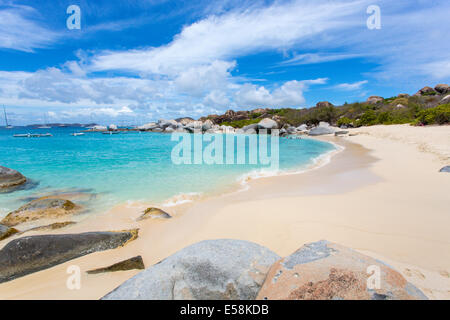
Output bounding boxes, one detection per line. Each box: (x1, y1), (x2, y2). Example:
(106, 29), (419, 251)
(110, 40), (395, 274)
(0, 224), (19, 241)
(25, 221), (76, 232)
(0, 229), (138, 283)
(439, 166), (450, 173)
(1, 197), (81, 227)
(87, 256), (145, 274)
(0, 166), (27, 190)
(257, 240), (427, 300)
(103, 239), (280, 300)
(137, 207), (171, 221)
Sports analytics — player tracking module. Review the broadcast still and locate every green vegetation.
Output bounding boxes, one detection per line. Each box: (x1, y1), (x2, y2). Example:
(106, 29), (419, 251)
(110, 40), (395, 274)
(415, 104), (450, 125)
(221, 118), (260, 128)
(214, 91), (449, 129)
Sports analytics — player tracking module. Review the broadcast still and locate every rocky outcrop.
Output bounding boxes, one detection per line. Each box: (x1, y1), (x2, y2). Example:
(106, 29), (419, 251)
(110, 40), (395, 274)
(367, 96), (383, 104)
(308, 122), (336, 136)
(439, 166), (450, 173)
(103, 239), (280, 300)
(137, 207), (171, 221)
(415, 86), (436, 96)
(0, 229), (138, 283)
(258, 118), (278, 130)
(87, 256), (145, 274)
(0, 166), (27, 190)
(434, 84), (450, 94)
(1, 197), (81, 227)
(316, 101), (334, 108)
(0, 224), (19, 241)
(257, 240), (427, 300)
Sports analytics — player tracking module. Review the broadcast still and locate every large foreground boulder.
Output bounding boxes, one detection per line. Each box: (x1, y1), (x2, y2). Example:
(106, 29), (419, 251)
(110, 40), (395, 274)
(1, 197), (81, 227)
(0, 224), (18, 241)
(0, 230), (138, 283)
(0, 166), (27, 190)
(257, 240), (427, 300)
(103, 239), (280, 300)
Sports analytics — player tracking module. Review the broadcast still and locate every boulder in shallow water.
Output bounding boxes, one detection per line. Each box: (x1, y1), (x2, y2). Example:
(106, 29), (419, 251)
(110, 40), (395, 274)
(87, 256), (145, 274)
(0, 166), (27, 190)
(0, 229), (138, 283)
(103, 239), (280, 300)
(439, 166), (450, 173)
(137, 207), (171, 221)
(0, 224), (19, 241)
(256, 240), (427, 300)
(1, 197), (81, 227)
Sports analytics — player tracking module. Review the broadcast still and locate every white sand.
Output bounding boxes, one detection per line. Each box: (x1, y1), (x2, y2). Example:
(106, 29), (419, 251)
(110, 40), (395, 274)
(0, 124), (449, 299)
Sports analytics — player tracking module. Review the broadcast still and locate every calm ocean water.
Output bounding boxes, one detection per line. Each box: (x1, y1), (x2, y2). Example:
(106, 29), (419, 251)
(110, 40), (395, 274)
(0, 126), (335, 216)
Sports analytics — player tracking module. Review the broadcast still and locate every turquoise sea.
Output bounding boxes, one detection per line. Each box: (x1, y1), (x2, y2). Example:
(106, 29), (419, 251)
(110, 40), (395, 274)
(0, 127), (335, 216)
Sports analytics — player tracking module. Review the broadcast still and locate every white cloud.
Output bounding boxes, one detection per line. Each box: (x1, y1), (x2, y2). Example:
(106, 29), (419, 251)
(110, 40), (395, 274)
(88, 0), (367, 75)
(0, 5), (59, 52)
(235, 79), (327, 107)
(281, 53), (362, 66)
(334, 80), (368, 91)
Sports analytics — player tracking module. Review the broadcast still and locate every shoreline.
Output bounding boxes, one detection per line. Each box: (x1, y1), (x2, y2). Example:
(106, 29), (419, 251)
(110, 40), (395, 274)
(0, 124), (449, 299)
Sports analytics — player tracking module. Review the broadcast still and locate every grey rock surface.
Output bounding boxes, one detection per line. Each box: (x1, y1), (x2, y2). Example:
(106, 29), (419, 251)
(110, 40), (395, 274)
(103, 239), (280, 300)
(0, 230), (138, 283)
(0, 166), (27, 190)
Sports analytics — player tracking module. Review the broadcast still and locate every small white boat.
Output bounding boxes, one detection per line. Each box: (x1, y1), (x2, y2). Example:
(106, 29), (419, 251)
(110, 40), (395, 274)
(14, 133), (52, 138)
(70, 132), (85, 136)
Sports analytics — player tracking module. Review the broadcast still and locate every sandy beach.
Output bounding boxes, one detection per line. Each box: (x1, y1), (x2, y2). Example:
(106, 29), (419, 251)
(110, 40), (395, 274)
(0, 124), (449, 300)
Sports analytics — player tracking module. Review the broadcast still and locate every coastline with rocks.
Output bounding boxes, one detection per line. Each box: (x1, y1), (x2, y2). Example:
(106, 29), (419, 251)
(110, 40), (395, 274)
(0, 85), (449, 300)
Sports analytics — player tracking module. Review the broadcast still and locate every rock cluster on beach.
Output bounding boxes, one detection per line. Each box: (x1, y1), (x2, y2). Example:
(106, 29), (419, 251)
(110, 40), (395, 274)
(0, 166), (27, 190)
(123, 116), (340, 137)
(103, 239), (427, 300)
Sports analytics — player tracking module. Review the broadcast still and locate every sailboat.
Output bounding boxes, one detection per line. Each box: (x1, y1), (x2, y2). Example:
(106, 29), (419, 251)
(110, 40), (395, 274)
(38, 113), (51, 129)
(3, 106), (13, 129)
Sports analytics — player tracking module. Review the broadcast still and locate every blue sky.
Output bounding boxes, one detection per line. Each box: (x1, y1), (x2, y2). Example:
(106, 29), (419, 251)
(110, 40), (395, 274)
(0, 0), (449, 125)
